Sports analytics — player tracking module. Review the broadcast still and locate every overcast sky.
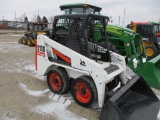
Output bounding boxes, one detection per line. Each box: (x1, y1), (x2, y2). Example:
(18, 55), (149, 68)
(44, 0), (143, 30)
(0, 0), (160, 26)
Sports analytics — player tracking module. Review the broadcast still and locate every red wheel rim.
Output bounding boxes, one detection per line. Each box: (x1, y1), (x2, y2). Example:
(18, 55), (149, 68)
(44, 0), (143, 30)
(49, 73), (62, 91)
(74, 82), (91, 103)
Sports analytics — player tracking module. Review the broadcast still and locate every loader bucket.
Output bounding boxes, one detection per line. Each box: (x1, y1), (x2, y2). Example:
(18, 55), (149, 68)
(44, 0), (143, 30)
(18, 38), (22, 44)
(138, 55), (160, 89)
(100, 76), (160, 120)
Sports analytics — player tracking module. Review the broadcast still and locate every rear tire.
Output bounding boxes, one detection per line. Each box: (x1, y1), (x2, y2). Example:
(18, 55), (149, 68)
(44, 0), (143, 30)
(22, 36), (27, 45)
(71, 76), (97, 107)
(47, 68), (69, 94)
(28, 37), (34, 46)
(145, 45), (158, 59)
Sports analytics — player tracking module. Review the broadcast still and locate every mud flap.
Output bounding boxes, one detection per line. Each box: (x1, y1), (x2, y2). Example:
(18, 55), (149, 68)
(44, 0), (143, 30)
(100, 76), (160, 120)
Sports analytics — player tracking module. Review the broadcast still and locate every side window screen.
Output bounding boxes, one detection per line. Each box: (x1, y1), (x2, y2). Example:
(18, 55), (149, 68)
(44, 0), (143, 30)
(29, 24), (33, 30)
(137, 25), (153, 37)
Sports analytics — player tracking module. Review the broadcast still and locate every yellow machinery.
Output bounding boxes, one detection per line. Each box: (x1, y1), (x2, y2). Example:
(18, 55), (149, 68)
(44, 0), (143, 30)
(127, 21), (160, 58)
(18, 22), (50, 46)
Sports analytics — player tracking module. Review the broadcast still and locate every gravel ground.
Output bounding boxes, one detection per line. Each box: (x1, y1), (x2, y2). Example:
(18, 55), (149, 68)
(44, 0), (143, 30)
(0, 33), (160, 120)
(0, 34), (99, 120)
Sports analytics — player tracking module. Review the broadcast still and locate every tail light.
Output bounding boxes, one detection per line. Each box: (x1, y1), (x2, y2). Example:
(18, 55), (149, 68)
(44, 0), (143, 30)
(156, 33), (160, 37)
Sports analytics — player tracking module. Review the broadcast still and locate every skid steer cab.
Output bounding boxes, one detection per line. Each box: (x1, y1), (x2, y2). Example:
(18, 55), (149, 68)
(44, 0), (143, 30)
(18, 22), (50, 46)
(35, 14), (160, 120)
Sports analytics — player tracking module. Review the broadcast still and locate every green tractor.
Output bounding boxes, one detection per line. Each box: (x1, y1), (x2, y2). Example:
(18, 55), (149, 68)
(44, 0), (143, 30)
(60, 3), (101, 14)
(18, 22), (50, 46)
(59, 3), (160, 89)
(106, 24), (160, 89)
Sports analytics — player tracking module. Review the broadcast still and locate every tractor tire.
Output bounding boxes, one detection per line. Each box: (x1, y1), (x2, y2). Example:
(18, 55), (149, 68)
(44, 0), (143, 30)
(47, 68), (69, 94)
(145, 45), (158, 59)
(22, 36), (28, 45)
(28, 37), (34, 46)
(18, 38), (22, 44)
(71, 76), (97, 107)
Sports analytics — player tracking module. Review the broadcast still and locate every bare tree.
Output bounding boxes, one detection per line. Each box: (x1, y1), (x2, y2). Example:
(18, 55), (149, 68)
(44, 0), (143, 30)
(17, 14), (25, 22)
(31, 15), (37, 22)
(48, 16), (54, 23)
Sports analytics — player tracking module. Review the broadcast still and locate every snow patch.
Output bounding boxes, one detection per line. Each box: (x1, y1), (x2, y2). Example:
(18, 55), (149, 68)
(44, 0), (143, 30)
(24, 64), (35, 71)
(19, 83), (50, 97)
(32, 92), (87, 120)
(0, 42), (23, 53)
(19, 83), (86, 120)
(0, 109), (18, 120)
(32, 101), (87, 120)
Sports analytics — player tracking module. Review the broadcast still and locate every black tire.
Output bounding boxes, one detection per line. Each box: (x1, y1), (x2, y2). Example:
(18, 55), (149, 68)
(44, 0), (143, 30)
(22, 36), (28, 45)
(18, 38), (22, 44)
(145, 45), (158, 59)
(71, 76), (97, 107)
(28, 37), (34, 46)
(47, 68), (69, 94)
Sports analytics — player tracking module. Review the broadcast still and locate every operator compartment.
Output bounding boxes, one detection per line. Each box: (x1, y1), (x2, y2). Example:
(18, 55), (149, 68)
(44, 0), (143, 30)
(50, 14), (111, 64)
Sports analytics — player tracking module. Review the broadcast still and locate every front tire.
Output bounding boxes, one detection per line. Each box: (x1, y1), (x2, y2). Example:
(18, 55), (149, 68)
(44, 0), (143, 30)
(71, 76), (97, 107)
(22, 36), (27, 45)
(28, 37), (34, 46)
(145, 45), (158, 59)
(47, 68), (69, 94)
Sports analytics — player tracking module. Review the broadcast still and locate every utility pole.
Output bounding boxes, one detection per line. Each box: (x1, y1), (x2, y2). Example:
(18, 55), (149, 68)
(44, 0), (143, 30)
(122, 8), (126, 26)
(24, 12), (25, 22)
(15, 11), (17, 21)
(2, 16), (4, 21)
(118, 15), (120, 26)
(15, 11), (17, 34)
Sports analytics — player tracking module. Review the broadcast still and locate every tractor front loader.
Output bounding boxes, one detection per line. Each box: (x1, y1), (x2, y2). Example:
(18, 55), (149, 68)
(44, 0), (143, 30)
(106, 24), (160, 89)
(36, 14), (160, 120)
(18, 22), (50, 46)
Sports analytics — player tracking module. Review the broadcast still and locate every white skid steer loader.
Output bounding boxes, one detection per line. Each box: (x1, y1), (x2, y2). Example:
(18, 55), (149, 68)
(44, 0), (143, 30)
(36, 14), (160, 120)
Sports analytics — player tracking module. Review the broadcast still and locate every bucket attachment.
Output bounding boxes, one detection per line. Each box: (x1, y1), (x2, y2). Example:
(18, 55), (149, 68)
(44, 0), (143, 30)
(138, 55), (160, 89)
(100, 76), (160, 120)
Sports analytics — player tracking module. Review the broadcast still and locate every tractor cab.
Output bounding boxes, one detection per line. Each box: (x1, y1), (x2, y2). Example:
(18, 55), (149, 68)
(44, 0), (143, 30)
(27, 22), (44, 32)
(60, 3), (102, 15)
(127, 21), (160, 58)
(152, 22), (160, 37)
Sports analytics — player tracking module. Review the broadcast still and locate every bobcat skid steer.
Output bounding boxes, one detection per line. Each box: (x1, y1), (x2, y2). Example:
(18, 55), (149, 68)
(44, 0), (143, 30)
(35, 14), (160, 120)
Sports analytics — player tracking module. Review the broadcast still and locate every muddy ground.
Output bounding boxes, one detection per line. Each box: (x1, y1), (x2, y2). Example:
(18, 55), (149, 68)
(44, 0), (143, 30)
(0, 32), (160, 120)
